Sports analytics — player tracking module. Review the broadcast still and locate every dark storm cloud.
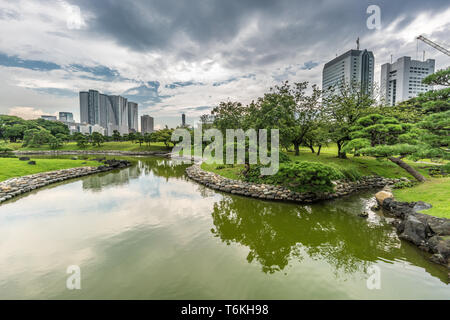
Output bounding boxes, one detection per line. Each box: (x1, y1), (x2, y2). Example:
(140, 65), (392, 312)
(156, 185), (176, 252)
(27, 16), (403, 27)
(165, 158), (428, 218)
(67, 0), (450, 69)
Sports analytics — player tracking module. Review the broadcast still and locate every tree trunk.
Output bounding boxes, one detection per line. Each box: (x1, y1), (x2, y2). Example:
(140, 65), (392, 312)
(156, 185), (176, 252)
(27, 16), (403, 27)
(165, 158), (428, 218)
(294, 143), (300, 156)
(242, 163), (251, 177)
(308, 145), (315, 153)
(336, 140), (348, 159)
(388, 156), (426, 182)
(317, 145), (322, 156)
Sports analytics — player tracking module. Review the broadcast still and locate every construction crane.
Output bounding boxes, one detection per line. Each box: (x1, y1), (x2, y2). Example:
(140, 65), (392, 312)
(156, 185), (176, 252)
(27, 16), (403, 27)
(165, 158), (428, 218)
(417, 35), (450, 57)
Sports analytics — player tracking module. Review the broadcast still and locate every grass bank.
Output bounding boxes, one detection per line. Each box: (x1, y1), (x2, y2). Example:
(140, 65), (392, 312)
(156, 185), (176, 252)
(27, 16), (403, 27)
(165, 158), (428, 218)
(0, 157), (100, 182)
(201, 146), (449, 218)
(393, 178), (450, 219)
(201, 146), (430, 181)
(6, 141), (171, 152)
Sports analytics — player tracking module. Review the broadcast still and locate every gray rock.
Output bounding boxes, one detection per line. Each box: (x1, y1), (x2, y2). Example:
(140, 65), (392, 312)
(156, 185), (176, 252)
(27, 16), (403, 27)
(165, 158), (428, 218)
(399, 214), (427, 246)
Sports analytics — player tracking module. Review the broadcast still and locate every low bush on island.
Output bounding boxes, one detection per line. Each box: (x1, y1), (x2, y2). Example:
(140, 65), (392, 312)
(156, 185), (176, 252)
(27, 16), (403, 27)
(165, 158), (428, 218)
(245, 161), (344, 193)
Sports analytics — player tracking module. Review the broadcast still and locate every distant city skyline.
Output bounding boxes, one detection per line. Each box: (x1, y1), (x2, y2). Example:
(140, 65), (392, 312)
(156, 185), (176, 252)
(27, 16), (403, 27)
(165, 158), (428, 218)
(1, 1), (449, 128)
(79, 89), (139, 136)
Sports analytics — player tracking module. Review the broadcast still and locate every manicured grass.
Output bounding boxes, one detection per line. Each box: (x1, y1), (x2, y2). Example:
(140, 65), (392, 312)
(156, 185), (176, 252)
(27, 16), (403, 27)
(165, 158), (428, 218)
(0, 157), (100, 182)
(201, 147), (449, 218)
(393, 178), (450, 219)
(201, 163), (244, 180)
(201, 146), (431, 181)
(286, 147), (430, 180)
(6, 141), (170, 152)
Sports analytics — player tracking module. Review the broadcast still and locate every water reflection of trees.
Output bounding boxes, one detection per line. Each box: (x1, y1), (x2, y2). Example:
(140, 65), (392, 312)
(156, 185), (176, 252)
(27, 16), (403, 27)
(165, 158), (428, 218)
(211, 195), (441, 278)
(82, 157), (190, 191)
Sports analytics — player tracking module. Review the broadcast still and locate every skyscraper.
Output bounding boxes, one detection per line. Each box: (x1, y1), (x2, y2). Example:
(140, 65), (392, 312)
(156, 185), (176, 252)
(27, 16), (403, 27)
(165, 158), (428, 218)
(128, 102), (139, 132)
(380, 56), (435, 106)
(141, 115), (154, 134)
(79, 90), (138, 135)
(322, 49), (374, 96)
(182, 113), (186, 127)
(59, 112), (74, 123)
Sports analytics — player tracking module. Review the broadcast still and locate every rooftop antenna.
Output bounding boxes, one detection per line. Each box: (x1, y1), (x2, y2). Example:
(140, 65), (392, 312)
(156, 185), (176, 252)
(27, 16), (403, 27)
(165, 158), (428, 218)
(356, 37), (360, 50)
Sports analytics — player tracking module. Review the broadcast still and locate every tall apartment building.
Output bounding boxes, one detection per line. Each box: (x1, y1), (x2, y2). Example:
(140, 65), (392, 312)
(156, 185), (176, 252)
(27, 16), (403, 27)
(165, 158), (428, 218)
(59, 112), (74, 123)
(141, 115), (154, 134)
(128, 102), (139, 132)
(181, 114), (186, 127)
(322, 49), (374, 96)
(79, 90), (138, 135)
(380, 56), (435, 106)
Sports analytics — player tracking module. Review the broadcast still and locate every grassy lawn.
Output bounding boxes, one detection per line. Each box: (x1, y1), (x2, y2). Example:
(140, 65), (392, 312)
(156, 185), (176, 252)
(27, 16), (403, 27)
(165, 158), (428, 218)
(393, 178), (450, 219)
(6, 141), (171, 152)
(201, 146), (449, 218)
(201, 146), (430, 181)
(0, 157), (100, 182)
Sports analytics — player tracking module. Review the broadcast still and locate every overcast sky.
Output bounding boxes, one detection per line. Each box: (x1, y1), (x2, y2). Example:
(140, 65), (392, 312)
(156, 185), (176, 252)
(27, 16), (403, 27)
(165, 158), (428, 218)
(0, 0), (449, 128)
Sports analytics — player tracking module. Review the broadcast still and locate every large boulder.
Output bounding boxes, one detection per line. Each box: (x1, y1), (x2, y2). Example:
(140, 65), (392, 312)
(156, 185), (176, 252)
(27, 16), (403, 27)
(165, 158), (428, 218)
(375, 190), (393, 206)
(399, 214), (428, 246)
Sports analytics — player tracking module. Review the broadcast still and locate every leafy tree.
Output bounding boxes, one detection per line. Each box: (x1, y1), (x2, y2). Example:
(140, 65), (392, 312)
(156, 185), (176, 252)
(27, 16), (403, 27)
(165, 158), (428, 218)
(91, 132), (105, 147)
(32, 118), (70, 136)
(422, 67), (450, 86)
(211, 101), (245, 133)
(135, 132), (144, 146)
(73, 132), (88, 148)
(343, 113), (437, 182)
(55, 133), (69, 144)
(23, 128), (53, 147)
(324, 82), (377, 158)
(127, 132), (136, 143)
(303, 121), (331, 156)
(112, 130), (121, 141)
(4, 124), (26, 142)
(143, 132), (154, 146)
(154, 128), (175, 147)
(49, 136), (63, 149)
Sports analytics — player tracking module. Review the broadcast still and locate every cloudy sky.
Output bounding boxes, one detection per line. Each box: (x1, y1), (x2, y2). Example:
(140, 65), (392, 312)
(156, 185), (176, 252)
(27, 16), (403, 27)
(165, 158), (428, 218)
(0, 0), (449, 128)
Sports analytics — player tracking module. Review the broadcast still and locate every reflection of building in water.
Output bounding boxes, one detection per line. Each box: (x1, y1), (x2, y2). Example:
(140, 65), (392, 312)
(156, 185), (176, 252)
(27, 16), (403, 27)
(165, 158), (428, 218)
(82, 165), (141, 191)
(81, 159), (190, 191)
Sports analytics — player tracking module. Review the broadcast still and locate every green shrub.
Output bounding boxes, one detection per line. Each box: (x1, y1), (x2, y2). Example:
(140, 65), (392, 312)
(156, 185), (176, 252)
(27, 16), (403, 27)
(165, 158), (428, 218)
(441, 163), (450, 174)
(246, 161), (344, 193)
(279, 152), (292, 164)
(393, 180), (416, 189)
(215, 164), (225, 170)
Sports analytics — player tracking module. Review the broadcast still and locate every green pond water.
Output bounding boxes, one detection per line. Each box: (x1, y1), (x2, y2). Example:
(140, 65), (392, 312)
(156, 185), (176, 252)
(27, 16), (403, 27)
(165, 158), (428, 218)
(0, 157), (448, 299)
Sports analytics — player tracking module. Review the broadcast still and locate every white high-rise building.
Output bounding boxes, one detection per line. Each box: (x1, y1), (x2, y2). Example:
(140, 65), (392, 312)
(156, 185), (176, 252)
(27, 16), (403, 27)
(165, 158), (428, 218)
(322, 49), (374, 96)
(380, 56), (435, 106)
(141, 115), (154, 134)
(79, 90), (138, 136)
(128, 102), (139, 132)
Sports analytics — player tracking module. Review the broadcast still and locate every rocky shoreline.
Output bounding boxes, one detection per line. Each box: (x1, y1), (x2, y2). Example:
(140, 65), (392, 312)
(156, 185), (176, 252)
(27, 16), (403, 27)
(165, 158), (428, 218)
(14, 150), (171, 157)
(0, 159), (131, 204)
(376, 192), (450, 269)
(186, 164), (408, 203)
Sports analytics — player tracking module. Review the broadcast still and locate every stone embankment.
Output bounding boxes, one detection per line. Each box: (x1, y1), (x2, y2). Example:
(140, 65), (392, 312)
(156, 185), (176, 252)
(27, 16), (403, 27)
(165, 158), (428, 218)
(186, 164), (408, 203)
(14, 150), (170, 157)
(376, 192), (450, 269)
(0, 160), (131, 204)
